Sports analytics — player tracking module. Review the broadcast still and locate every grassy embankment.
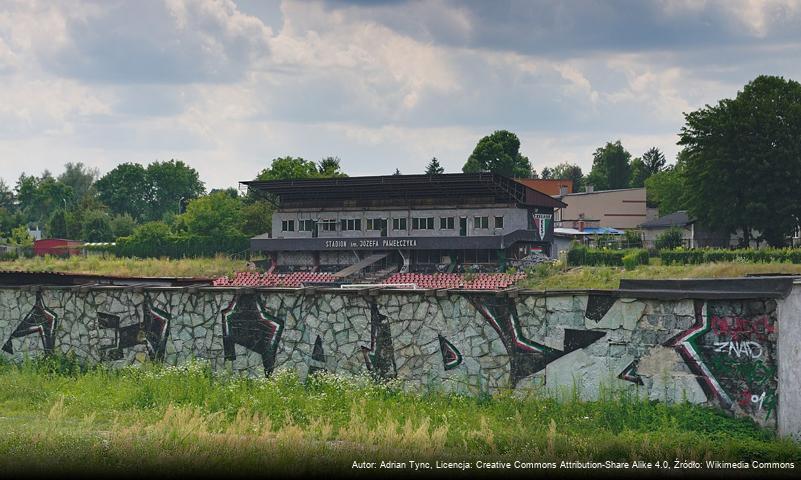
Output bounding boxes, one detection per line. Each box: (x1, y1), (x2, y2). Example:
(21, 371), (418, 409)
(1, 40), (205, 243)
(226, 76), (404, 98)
(0, 358), (798, 475)
(3, 254), (801, 290)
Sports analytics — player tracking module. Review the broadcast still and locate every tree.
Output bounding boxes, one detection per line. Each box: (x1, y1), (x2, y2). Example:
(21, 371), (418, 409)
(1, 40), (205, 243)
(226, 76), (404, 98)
(540, 167), (553, 179)
(462, 130), (533, 178)
(81, 210), (114, 242)
(545, 163), (584, 192)
(645, 150), (690, 215)
(317, 156), (347, 178)
(95, 163), (152, 220)
(425, 157), (445, 175)
(257, 157), (321, 181)
(241, 201), (273, 237)
(178, 191), (244, 238)
(586, 140), (631, 190)
(146, 160), (205, 221)
(629, 157), (648, 188)
(110, 213), (137, 238)
(47, 209), (70, 239)
(15, 173), (74, 224)
(641, 147), (666, 175)
(58, 162), (98, 201)
(678, 75), (801, 247)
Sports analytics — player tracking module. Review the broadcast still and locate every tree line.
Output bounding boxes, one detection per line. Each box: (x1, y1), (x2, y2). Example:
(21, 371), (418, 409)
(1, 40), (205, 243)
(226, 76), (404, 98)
(1, 75), (798, 251)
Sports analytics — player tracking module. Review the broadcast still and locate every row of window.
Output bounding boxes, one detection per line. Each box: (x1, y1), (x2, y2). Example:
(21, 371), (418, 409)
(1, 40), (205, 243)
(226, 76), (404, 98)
(281, 216), (504, 232)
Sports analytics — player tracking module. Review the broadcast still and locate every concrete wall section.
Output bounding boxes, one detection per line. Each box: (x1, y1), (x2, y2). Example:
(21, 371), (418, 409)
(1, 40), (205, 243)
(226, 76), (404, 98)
(778, 281), (801, 440)
(0, 285), (794, 436)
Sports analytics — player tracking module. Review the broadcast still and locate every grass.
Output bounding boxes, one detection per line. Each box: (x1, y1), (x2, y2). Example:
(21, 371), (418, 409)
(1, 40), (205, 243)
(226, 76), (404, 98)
(0, 254), (251, 278)
(0, 357), (798, 475)
(3, 254), (801, 290)
(519, 261), (801, 290)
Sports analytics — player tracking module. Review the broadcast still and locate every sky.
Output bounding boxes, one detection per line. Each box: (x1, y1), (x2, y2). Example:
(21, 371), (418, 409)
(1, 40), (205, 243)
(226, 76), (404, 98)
(1, 0), (800, 190)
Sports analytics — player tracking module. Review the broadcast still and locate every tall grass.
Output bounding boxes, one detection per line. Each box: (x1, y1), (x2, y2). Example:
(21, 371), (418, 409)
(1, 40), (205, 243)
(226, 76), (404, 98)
(0, 254), (251, 278)
(0, 358), (797, 475)
(520, 262), (801, 290)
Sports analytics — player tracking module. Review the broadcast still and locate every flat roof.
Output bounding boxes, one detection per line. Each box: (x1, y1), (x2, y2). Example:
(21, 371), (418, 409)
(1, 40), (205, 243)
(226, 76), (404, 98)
(242, 173), (567, 209)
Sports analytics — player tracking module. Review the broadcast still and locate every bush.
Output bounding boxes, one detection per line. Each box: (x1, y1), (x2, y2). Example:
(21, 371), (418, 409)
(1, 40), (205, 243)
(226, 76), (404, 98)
(567, 245), (648, 267)
(659, 248), (801, 265)
(655, 227), (684, 250)
(115, 221), (249, 259)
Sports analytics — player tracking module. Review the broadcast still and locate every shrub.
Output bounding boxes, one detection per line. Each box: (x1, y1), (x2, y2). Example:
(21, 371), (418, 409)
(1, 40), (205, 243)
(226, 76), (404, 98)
(115, 221), (249, 259)
(655, 227), (684, 250)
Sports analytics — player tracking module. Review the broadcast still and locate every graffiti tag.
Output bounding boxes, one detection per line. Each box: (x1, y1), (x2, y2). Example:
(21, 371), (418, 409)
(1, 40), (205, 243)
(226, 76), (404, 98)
(713, 340), (762, 359)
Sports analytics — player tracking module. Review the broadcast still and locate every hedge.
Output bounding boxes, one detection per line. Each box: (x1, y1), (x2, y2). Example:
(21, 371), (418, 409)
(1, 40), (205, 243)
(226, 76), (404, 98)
(567, 245), (649, 267)
(660, 248), (801, 265)
(115, 234), (250, 259)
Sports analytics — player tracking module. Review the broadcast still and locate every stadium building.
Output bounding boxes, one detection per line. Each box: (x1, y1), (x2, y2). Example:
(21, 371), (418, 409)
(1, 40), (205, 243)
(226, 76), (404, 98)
(242, 173), (565, 277)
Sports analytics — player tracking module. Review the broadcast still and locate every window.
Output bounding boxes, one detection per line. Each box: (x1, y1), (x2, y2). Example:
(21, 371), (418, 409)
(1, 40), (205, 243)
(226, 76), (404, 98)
(281, 220), (295, 232)
(412, 217), (434, 230)
(340, 218), (362, 231)
(392, 217), (407, 231)
(320, 219), (337, 232)
(494, 216), (504, 229)
(367, 218), (386, 231)
(299, 220), (315, 232)
(440, 217), (454, 230)
(474, 216), (489, 229)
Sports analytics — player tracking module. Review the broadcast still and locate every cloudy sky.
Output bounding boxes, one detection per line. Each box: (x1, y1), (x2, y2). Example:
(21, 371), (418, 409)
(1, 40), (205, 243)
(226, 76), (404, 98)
(1, 0), (800, 189)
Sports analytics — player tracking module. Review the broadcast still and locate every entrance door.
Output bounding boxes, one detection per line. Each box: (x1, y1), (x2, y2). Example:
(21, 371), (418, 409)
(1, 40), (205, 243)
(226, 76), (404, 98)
(312, 220), (319, 238)
(380, 219), (388, 237)
(459, 217), (467, 236)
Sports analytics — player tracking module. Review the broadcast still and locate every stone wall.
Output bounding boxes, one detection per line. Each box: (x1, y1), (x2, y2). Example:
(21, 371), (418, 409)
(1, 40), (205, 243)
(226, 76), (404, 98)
(0, 285), (790, 435)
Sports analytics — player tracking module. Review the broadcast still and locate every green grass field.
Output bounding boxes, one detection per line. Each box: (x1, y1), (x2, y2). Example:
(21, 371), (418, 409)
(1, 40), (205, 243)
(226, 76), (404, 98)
(0, 357), (798, 475)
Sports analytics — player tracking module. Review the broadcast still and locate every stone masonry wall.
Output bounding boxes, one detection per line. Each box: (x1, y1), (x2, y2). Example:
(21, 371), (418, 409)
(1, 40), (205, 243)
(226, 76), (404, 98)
(0, 286), (782, 431)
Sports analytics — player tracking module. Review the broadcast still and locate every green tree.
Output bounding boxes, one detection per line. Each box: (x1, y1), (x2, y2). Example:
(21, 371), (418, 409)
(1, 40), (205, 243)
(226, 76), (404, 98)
(10, 225), (33, 247)
(57, 162), (98, 201)
(641, 147), (666, 175)
(241, 201), (273, 237)
(81, 210), (114, 242)
(110, 213), (137, 239)
(95, 163), (152, 220)
(47, 209), (70, 239)
(15, 173), (74, 224)
(317, 157), (347, 178)
(257, 157), (320, 180)
(545, 163), (584, 192)
(655, 227), (685, 250)
(462, 130), (533, 178)
(586, 141), (631, 190)
(178, 191), (244, 238)
(146, 160), (205, 221)
(645, 151), (690, 215)
(424, 157), (445, 175)
(629, 157), (648, 188)
(679, 75), (801, 247)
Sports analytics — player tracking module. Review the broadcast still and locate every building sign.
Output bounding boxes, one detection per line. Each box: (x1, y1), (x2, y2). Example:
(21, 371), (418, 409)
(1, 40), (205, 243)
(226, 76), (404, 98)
(532, 213), (552, 241)
(324, 239), (418, 249)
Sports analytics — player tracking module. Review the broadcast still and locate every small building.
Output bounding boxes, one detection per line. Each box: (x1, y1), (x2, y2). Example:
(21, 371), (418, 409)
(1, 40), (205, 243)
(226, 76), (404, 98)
(242, 173), (566, 274)
(555, 187), (658, 230)
(33, 239), (83, 257)
(639, 211), (728, 249)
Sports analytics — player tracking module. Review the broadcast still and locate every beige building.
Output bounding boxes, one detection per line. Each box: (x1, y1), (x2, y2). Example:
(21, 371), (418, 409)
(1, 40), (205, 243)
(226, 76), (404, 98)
(555, 187), (657, 230)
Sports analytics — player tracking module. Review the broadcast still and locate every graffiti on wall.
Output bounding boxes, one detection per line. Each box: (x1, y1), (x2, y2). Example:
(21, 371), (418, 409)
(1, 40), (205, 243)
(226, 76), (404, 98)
(97, 296), (171, 361)
(0, 287), (783, 428)
(2, 291), (58, 355)
(221, 294), (285, 375)
(469, 296), (606, 386)
(666, 299), (778, 421)
(360, 303), (397, 379)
